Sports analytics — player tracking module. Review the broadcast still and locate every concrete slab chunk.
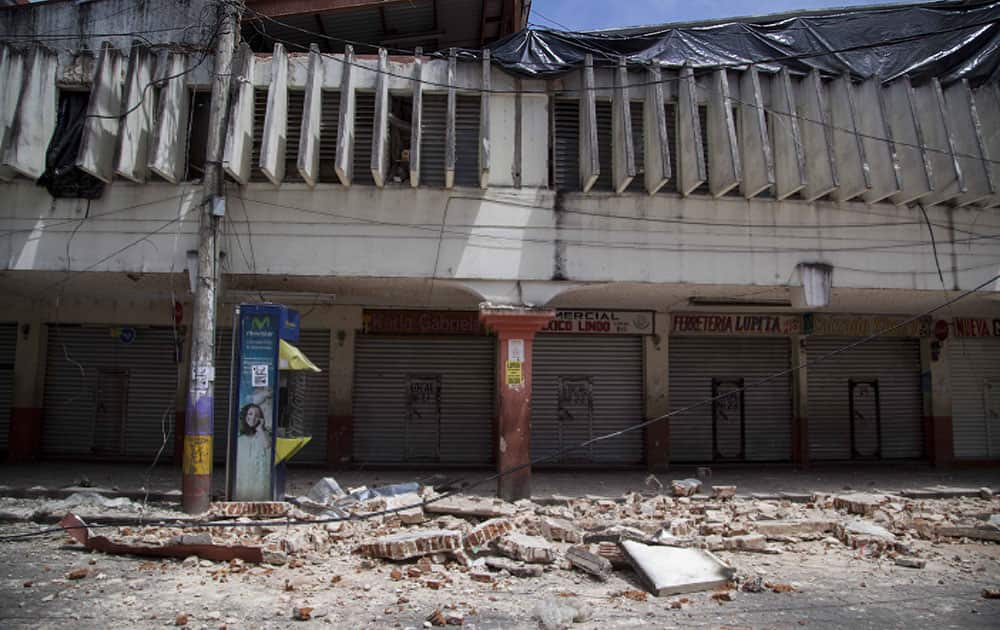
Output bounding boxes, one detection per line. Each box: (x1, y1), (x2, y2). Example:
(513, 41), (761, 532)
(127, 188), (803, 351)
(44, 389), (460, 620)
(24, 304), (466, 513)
(621, 540), (734, 596)
(833, 493), (887, 516)
(425, 496), (516, 519)
(498, 533), (555, 564)
(565, 546), (612, 581)
(540, 517), (583, 543)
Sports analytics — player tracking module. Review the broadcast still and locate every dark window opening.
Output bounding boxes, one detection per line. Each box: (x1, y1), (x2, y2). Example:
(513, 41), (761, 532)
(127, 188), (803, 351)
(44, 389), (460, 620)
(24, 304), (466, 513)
(552, 98), (579, 191)
(185, 91), (211, 181)
(250, 87), (268, 182)
(420, 93), (447, 187)
(454, 94), (481, 188)
(388, 94), (412, 185)
(317, 90), (341, 183)
(37, 90), (105, 199)
(284, 90), (305, 183)
(353, 92), (376, 186)
(593, 100), (613, 191)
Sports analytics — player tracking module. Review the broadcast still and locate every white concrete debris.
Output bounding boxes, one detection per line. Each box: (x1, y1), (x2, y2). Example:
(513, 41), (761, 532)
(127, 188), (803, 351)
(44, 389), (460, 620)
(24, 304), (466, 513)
(621, 540), (735, 596)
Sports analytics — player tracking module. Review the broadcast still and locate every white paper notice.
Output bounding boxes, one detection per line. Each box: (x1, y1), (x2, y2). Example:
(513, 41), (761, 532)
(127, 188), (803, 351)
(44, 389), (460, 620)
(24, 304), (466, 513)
(508, 339), (525, 362)
(251, 364), (269, 387)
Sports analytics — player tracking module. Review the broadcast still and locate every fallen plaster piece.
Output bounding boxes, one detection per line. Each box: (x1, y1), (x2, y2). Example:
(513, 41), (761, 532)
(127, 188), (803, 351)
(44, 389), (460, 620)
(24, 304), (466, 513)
(59, 513), (264, 563)
(621, 540), (734, 596)
(425, 496), (516, 518)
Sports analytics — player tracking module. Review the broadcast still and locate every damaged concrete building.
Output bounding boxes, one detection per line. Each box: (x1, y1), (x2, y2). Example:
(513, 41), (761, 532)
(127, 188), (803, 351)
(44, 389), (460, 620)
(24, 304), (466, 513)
(0, 0), (999, 498)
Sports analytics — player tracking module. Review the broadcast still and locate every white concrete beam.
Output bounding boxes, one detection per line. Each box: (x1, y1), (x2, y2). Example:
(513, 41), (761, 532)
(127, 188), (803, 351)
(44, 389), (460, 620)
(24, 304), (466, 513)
(0, 45), (26, 181)
(612, 57), (636, 194)
(479, 49), (490, 189)
(409, 48), (423, 188)
(445, 49), (457, 189)
(676, 65), (706, 196)
(335, 45), (356, 186)
(77, 42), (124, 183)
(148, 52), (190, 184)
(828, 75), (870, 202)
(260, 43), (288, 186)
(707, 69), (740, 197)
(370, 48), (390, 188)
(3, 46), (58, 180)
(296, 44), (323, 187)
(115, 45), (156, 183)
(795, 70), (838, 201)
(579, 54), (600, 193)
(855, 77), (900, 204)
(738, 65), (773, 199)
(769, 67), (806, 200)
(882, 77), (932, 206)
(972, 83), (1000, 208)
(943, 79), (993, 207)
(914, 79), (964, 207)
(643, 64), (671, 195)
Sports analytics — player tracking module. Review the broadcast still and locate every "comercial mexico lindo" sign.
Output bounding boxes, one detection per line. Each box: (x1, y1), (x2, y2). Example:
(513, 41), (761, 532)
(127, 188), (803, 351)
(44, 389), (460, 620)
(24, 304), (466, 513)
(543, 310), (655, 335)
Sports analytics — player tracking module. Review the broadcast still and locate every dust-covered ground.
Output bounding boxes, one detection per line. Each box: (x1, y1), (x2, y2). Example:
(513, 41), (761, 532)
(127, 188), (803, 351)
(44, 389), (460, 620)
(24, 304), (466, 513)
(1, 487), (999, 629)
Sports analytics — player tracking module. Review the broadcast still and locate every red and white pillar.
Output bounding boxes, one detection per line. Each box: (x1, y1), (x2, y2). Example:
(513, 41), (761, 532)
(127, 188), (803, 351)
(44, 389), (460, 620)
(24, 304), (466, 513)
(480, 308), (555, 501)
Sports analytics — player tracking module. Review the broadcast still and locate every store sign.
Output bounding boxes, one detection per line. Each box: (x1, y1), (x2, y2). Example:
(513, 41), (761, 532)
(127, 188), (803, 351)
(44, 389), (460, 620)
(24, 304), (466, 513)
(543, 310), (654, 335)
(804, 314), (930, 337)
(671, 313), (801, 336)
(363, 310), (484, 335)
(953, 318), (1000, 337)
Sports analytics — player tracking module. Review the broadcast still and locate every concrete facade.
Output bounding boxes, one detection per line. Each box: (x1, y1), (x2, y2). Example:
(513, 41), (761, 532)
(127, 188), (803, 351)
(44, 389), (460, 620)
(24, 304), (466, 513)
(1, 0), (999, 470)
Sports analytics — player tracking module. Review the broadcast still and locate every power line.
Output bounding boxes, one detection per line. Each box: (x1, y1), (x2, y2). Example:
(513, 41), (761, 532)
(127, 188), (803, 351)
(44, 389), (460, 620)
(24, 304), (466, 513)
(3, 269), (998, 541)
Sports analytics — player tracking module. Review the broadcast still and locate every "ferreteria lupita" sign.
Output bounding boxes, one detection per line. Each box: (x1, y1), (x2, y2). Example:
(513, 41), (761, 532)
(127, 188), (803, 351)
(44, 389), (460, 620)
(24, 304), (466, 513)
(671, 313), (802, 335)
(542, 310), (654, 335)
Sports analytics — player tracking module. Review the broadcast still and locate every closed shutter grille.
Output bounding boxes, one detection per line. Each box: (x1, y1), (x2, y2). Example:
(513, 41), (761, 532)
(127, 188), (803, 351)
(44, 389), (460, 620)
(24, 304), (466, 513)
(284, 90), (305, 182)
(553, 99), (579, 191)
(454, 94), (481, 187)
(250, 87), (268, 182)
(291, 330), (330, 464)
(213, 327), (330, 464)
(317, 90), (341, 183)
(531, 336), (644, 465)
(353, 92), (376, 185)
(420, 93), (447, 188)
(949, 337), (1000, 459)
(807, 337), (923, 460)
(43, 326), (177, 459)
(213, 326), (236, 462)
(593, 100), (613, 191)
(353, 336), (496, 464)
(0, 323), (16, 452)
(669, 337), (792, 462)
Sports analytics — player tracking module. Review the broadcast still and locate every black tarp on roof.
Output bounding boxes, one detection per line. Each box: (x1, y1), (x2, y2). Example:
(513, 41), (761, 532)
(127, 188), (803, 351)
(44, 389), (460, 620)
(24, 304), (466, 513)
(483, 0), (1000, 85)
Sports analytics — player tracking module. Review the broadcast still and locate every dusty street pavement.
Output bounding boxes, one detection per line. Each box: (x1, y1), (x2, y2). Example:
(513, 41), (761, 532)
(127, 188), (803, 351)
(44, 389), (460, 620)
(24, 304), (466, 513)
(1, 486), (999, 629)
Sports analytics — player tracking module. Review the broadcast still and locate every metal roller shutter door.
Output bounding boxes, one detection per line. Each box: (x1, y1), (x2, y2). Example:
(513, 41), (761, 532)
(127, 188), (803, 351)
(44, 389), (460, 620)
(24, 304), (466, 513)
(353, 336), (495, 464)
(807, 337), (923, 460)
(949, 337), (1000, 459)
(0, 323), (16, 451)
(669, 337), (792, 462)
(43, 325), (178, 458)
(531, 336), (644, 465)
(213, 328), (330, 464)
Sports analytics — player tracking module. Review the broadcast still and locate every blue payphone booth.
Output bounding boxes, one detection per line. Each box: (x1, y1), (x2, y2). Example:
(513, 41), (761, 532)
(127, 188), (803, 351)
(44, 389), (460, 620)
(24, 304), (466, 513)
(226, 303), (320, 501)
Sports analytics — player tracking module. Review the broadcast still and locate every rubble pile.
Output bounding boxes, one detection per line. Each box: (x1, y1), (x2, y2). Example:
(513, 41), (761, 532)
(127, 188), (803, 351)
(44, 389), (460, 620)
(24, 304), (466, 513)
(51, 478), (999, 605)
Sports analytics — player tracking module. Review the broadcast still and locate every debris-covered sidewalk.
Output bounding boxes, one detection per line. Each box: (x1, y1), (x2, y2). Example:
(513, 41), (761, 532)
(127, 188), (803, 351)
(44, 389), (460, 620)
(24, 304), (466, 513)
(1, 474), (999, 628)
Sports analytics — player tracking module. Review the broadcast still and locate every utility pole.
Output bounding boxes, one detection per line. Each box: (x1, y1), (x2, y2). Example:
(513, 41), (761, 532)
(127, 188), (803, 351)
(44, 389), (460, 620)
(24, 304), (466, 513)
(183, 0), (242, 514)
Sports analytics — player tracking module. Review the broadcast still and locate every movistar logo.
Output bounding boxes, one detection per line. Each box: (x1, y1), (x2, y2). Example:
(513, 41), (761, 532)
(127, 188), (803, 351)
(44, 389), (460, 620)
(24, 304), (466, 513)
(250, 316), (271, 331)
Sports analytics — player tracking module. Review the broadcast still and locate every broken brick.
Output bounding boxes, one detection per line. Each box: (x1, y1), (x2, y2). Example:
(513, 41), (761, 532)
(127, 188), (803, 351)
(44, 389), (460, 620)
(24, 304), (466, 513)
(833, 493), (887, 517)
(712, 486), (737, 500)
(66, 568), (89, 580)
(497, 533), (555, 564)
(540, 517), (583, 543)
(672, 479), (702, 497)
(357, 529), (462, 561)
(463, 518), (514, 548)
(565, 546), (612, 581)
(470, 571), (494, 583)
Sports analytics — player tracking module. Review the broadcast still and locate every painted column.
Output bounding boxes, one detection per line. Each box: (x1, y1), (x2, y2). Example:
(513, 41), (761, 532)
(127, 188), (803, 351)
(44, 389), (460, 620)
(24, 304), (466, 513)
(480, 308), (555, 501)
(8, 320), (45, 462)
(644, 313), (669, 471)
(923, 332), (953, 466)
(791, 334), (809, 466)
(327, 306), (362, 465)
